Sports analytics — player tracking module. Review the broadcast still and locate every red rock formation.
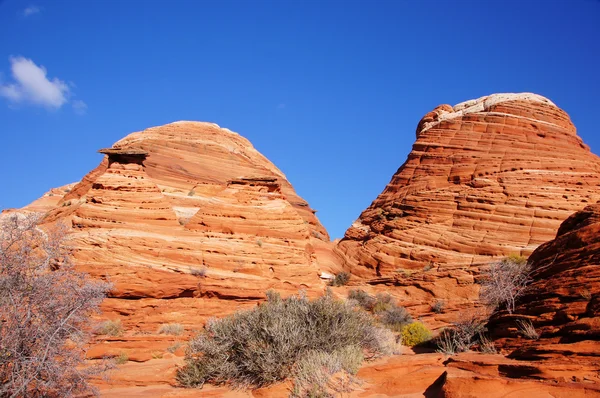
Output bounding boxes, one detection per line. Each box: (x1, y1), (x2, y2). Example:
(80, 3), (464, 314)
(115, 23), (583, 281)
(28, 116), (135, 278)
(489, 202), (600, 375)
(18, 183), (77, 212)
(336, 93), (600, 317)
(12, 121), (337, 384)
(41, 122), (332, 304)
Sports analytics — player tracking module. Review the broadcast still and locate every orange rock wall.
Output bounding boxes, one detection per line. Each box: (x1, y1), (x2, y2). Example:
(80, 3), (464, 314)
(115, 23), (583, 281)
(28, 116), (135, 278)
(489, 203), (600, 372)
(336, 93), (600, 315)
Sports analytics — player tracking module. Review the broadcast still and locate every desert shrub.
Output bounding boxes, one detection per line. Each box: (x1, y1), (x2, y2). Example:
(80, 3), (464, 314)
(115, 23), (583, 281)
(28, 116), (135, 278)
(580, 288), (592, 301)
(115, 352), (129, 365)
(380, 305), (413, 332)
(330, 271), (351, 287)
(435, 329), (457, 355)
(99, 319), (124, 336)
(372, 293), (394, 313)
(167, 343), (183, 353)
(477, 333), (497, 354)
(517, 319), (539, 340)
(158, 323), (184, 336)
(435, 314), (486, 355)
(190, 266), (207, 277)
(347, 289), (376, 311)
(431, 300), (445, 313)
(480, 255), (530, 314)
(291, 346), (363, 398)
(400, 322), (432, 346)
(0, 213), (111, 397)
(177, 290), (395, 389)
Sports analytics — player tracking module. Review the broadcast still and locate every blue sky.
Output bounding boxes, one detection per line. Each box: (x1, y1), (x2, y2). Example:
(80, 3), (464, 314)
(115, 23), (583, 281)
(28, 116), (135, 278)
(0, 0), (599, 239)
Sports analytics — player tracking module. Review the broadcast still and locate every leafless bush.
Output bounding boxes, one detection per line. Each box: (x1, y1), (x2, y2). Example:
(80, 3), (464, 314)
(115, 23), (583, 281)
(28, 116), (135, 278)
(0, 213), (111, 397)
(517, 319), (539, 340)
(480, 255), (531, 314)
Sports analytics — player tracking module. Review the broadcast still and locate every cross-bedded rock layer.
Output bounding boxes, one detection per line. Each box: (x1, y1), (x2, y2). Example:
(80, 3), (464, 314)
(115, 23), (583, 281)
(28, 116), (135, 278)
(336, 93), (600, 315)
(33, 121), (335, 336)
(488, 203), (600, 377)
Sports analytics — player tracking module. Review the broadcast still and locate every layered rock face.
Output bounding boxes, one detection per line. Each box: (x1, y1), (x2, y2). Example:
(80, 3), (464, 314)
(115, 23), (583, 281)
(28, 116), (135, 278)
(336, 93), (600, 315)
(489, 203), (600, 377)
(35, 121), (334, 336)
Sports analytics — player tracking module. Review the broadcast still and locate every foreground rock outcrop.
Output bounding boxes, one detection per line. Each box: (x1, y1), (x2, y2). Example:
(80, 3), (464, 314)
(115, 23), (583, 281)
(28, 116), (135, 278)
(336, 93), (600, 319)
(489, 202), (600, 378)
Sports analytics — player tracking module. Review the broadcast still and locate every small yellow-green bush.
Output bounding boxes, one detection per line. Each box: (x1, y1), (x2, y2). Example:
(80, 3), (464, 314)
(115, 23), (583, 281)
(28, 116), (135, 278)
(401, 322), (432, 347)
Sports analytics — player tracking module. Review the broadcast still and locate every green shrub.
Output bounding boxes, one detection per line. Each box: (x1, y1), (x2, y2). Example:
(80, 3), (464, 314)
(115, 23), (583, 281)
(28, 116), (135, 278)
(177, 291), (396, 389)
(330, 272), (351, 287)
(347, 289), (376, 311)
(400, 322), (432, 347)
(98, 319), (124, 336)
(158, 323), (184, 336)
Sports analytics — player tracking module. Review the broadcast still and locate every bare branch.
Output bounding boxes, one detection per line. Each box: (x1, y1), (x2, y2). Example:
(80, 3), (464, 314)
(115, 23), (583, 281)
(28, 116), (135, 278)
(0, 212), (111, 397)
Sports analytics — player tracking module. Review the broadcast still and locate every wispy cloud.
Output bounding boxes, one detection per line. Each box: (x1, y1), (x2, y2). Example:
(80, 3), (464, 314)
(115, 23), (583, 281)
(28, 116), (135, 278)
(72, 100), (87, 115)
(0, 56), (71, 109)
(23, 5), (41, 17)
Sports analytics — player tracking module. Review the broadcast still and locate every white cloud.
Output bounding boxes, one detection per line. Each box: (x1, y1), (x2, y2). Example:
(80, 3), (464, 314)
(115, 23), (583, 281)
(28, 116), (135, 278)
(0, 56), (70, 109)
(23, 6), (41, 17)
(72, 100), (87, 115)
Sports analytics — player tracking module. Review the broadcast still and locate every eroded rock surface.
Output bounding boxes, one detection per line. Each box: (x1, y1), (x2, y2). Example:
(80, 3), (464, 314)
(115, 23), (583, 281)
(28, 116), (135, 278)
(12, 121), (337, 376)
(43, 122), (332, 303)
(489, 202), (600, 377)
(336, 93), (600, 318)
